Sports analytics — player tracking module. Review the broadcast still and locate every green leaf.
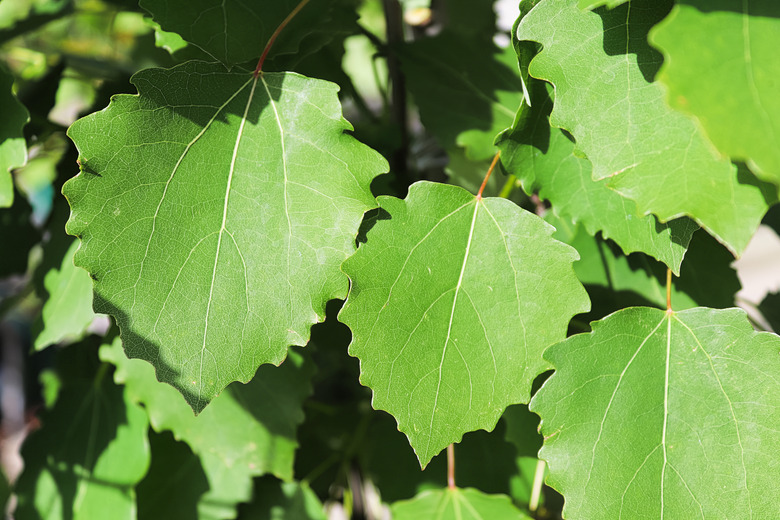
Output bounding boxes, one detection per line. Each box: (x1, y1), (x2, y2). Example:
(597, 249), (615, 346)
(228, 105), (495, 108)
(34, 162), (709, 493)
(140, 0), (357, 67)
(15, 340), (150, 520)
(136, 431), (210, 520)
(650, 1), (780, 186)
(518, 0), (774, 255)
(391, 488), (532, 520)
(99, 337), (314, 520)
(398, 32), (524, 160)
(496, 80), (697, 273)
(64, 62), (383, 411)
(0, 63), (28, 207)
(578, 0), (628, 8)
(340, 181), (589, 466)
(530, 307), (780, 519)
(236, 477), (326, 520)
(33, 238), (96, 350)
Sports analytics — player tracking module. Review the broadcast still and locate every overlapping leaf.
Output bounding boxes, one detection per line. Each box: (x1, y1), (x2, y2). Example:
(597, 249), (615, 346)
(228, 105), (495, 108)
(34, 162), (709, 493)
(0, 63), (28, 207)
(64, 62), (384, 411)
(15, 341), (150, 520)
(398, 32), (524, 160)
(531, 307), (780, 519)
(100, 337), (314, 520)
(650, 0), (780, 186)
(391, 488), (532, 520)
(140, 0), (358, 67)
(518, 0), (774, 255)
(497, 80), (697, 273)
(340, 181), (589, 466)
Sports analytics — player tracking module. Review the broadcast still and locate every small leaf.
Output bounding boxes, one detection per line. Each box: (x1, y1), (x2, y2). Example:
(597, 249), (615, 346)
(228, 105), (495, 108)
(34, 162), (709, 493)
(531, 307), (780, 519)
(650, 0), (780, 186)
(100, 337), (314, 520)
(496, 80), (697, 273)
(0, 63), (28, 207)
(15, 340), (150, 520)
(391, 488), (532, 520)
(33, 239), (96, 350)
(340, 181), (589, 466)
(65, 62), (384, 411)
(518, 0), (774, 255)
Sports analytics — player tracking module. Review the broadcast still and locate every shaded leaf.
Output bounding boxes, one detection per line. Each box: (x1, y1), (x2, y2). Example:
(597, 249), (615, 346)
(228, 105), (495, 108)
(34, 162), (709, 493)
(531, 307), (780, 519)
(0, 190), (38, 277)
(650, 0), (780, 186)
(65, 62), (383, 411)
(399, 32), (524, 160)
(496, 80), (697, 273)
(391, 488), (532, 520)
(0, 63), (28, 207)
(340, 181), (589, 466)
(15, 340), (150, 520)
(99, 337), (314, 520)
(33, 238), (96, 350)
(518, 0), (774, 255)
(136, 431), (209, 520)
(236, 477), (326, 520)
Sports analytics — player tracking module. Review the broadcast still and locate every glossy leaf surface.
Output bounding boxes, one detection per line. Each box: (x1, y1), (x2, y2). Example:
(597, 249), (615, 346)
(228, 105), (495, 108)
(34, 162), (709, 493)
(341, 181), (589, 466)
(518, 0), (773, 255)
(531, 307), (780, 519)
(65, 62), (383, 411)
(650, 0), (780, 186)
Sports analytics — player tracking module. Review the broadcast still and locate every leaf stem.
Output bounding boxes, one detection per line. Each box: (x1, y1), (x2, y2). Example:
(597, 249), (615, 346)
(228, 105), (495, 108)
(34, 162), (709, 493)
(254, 0), (311, 76)
(529, 458), (546, 512)
(447, 443), (456, 489)
(477, 151), (501, 199)
(666, 268), (672, 312)
(498, 173), (517, 199)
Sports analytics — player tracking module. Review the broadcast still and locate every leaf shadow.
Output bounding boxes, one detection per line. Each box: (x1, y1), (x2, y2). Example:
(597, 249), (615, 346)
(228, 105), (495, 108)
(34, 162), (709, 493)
(595, 0), (673, 83)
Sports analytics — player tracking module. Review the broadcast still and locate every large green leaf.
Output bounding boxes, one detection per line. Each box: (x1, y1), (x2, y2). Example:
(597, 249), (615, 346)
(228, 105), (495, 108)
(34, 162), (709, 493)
(340, 181), (589, 466)
(391, 488), (532, 520)
(496, 80), (697, 273)
(140, 0), (356, 67)
(650, 0), (780, 186)
(64, 62), (383, 411)
(398, 32), (524, 160)
(518, 0), (774, 255)
(15, 341), (150, 520)
(531, 307), (780, 519)
(0, 63), (28, 207)
(100, 337), (314, 520)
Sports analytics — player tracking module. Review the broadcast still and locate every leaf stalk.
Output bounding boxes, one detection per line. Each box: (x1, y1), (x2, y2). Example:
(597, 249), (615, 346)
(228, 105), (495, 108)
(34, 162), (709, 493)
(254, 0), (311, 76)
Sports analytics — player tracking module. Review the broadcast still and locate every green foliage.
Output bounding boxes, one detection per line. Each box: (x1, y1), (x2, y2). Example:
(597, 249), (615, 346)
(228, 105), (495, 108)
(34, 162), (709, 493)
(2, 0), (780, 518)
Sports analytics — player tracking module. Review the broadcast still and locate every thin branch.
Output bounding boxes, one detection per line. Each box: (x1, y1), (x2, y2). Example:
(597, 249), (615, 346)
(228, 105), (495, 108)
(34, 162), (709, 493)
(254, 0), (311, 76)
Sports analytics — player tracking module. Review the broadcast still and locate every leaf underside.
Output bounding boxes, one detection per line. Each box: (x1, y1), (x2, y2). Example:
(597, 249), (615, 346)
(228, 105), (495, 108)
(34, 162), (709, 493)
(531, 307), (780, 519)
(65, 61), (384, 412)
(340, 181), (589, 467)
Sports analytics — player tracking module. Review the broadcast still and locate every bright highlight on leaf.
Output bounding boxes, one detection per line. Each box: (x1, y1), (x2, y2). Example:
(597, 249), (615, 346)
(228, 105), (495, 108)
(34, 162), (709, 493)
(64, 62), (385, 412)
(340, 181), (589, 467)
(650, 0), (780, 188)
(391, 487), (532, 520)
(531, 307), (780, 519)
(518, 0), (774, 256)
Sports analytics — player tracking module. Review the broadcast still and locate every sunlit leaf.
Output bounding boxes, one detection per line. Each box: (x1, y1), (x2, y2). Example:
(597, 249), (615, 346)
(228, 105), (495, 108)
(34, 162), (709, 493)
(65, 61), (383, 411)
(340, 181), (589, 466)
(531, 307), (780, 519)
(0, 63), (28, 207)
(391, 487), (532, 520)
(517, 0), (774, 255)
(650, 0), (780, 186)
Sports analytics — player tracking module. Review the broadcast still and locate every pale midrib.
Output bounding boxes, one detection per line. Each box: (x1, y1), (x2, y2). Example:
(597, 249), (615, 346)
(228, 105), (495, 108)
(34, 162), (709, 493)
(133, 76), (253, 316)
(660, 313), (672, 519)
(260, 75), (294, 330)
(199, 74), (259, 402)
(426, 199), (480, 458)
